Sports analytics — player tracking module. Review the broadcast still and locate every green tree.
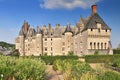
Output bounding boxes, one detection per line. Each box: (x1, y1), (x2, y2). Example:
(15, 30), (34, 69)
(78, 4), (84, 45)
(117, 44), (120, 50)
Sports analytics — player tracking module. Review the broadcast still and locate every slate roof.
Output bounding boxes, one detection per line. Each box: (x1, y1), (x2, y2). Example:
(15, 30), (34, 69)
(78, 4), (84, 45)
(64, 23), (73, 33)
(36, 26), (42, 34)
(19, 29), (24, 36)
(82, 13), (111, 31)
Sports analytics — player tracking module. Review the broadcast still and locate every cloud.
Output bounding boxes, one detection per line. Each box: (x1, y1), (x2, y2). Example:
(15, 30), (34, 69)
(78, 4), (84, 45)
(40, 0), (100, 9)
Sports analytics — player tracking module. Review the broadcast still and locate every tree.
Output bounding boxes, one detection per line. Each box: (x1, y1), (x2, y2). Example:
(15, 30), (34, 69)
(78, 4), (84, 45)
(117, 44), (120, 50)
(10, 49), (20, 57)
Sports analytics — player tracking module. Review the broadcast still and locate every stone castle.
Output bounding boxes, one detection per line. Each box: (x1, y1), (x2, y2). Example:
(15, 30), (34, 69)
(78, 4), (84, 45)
(15, 5), (113, 56)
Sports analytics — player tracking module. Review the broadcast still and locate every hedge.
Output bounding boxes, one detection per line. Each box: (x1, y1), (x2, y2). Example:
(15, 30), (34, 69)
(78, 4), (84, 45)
(113, 49), (120, 54)
(85, 54), (120, 63)
(40, 55), (79, 65)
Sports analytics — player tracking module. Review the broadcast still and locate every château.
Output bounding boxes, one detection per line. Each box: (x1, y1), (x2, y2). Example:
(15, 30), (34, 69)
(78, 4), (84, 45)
(15, 5), (113, 56)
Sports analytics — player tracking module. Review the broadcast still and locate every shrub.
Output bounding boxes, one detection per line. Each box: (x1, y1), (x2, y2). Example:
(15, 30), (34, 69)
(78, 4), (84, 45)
(112, 60), (120, 68)
(53, 59), (94, 80)
(0, 56), (46, 80)
(68, 51), (74, 56)
(40, 55), (79, 65)
(97, 71), (120, 80)
(94, 50), (99, 55)
(85, 54), (120, 63)
(113, 49), (120, 54)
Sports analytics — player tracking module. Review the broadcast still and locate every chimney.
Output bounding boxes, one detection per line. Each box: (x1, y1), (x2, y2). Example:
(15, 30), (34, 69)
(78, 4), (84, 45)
(91, 5), (97, 15)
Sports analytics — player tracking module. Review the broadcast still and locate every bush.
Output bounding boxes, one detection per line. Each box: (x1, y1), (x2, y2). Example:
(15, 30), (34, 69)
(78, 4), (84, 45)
(68, 51), (74, 56)
(53, 59), (94, 80)
(97, 71), (120, 80)
(94, 50), (99, 55)
(113, 49), (120, 54)
(85, 54), (120, 63)
(0, 56), (46, 80)
(112, 60), (120, 68)
(40, 55), (79, 65)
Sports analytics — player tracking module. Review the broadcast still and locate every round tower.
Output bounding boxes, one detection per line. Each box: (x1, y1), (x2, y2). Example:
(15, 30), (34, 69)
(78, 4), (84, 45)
(64, 23), (73, 55)
(19, 29), (25, 56)
(36, 26), (43, 56)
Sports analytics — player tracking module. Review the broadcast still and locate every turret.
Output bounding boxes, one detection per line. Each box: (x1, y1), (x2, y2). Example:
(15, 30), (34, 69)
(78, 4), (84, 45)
(64, 23), (73, 54)
(36, 26), (43, 55)
(18, 29), (25, 56)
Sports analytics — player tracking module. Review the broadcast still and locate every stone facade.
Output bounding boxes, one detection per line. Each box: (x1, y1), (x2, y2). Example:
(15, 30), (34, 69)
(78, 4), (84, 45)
(15, 5), (113, 56)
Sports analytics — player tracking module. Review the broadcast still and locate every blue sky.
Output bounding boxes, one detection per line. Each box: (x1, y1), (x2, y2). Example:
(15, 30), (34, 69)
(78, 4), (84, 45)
(0, 0), (120, 48)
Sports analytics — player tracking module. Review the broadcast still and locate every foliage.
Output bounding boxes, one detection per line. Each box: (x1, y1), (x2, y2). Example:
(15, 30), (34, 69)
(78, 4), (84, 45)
(0, 56), (46, 80)
(0, 52), (3, 55)
(0, 41), (15, 49)
(70, 62), (94, 80)
(10, 49), (20, 57)
(113, 49), (120, 54)
(97, 71), (120, 80)
(68, 51), (74, 56)
(112, 60), (120, 68)
(85, 54), (120, 63)
(40, 55), (79, 65)
(117, 44), (120, 50)
(94, 50), (99, 55)
(53, 59), (94, 80)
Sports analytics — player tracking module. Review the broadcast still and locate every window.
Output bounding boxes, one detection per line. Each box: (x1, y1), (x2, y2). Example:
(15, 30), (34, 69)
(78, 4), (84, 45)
(63, 42), (65, 46)
(45, 47), (47, 51)
(62, 47), (65, 51)
(101, 43), (103, 49)
(91, 29), (93, 31)
(105, 43), (106, 49)
(51, 47), (53, 51)
(94, 43), (96, 49)
(51, 38), (53, 41)
(105, 29), (107, 32)
(45, 33), (47, 36)
(45, 38), (47, 41)
(97, 43), (99, 49)
(98, 29), (100, 32)
(80, 41), (83, 43)
(90, 42), (92, 49)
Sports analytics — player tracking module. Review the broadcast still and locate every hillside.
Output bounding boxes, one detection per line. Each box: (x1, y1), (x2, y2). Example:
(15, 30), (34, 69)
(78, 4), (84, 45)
(0, 41), (15, 55)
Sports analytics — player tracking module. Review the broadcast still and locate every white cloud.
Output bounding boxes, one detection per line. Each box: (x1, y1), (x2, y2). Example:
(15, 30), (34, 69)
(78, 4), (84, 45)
(40, 0), (100, 9)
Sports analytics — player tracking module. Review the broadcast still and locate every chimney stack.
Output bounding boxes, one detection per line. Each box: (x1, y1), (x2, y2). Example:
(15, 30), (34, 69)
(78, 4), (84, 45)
(91, 5), (97, 15)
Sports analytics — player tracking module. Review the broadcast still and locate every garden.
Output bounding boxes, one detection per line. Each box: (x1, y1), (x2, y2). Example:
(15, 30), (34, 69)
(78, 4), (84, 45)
(0, 54), (120, 80)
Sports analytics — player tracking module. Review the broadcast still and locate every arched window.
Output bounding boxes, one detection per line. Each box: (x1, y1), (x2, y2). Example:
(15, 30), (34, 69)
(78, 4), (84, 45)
(97, 43), (99, 49)
(105, 43), (107, 49)
(90, 42), (92, 49)
(94, 42), (96, 49)
(101, 43), (103, 49)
